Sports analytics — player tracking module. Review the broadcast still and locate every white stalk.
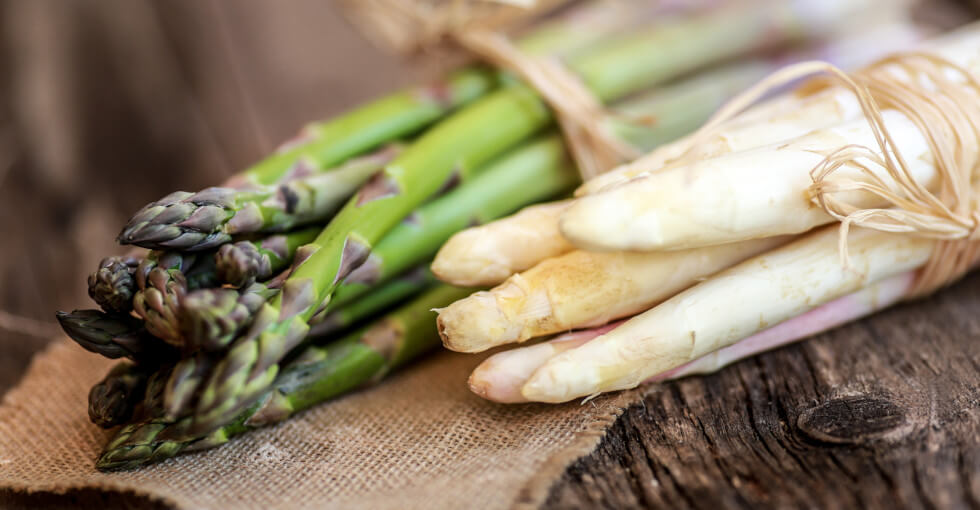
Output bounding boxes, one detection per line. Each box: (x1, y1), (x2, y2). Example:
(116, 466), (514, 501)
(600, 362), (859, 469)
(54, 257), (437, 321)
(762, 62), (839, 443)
(521, 226), (933, 403)
(562, 24), (980, 252)
(438, 236), (787, 353)
(562, 109), (938, 252)
(431, 200), (573, 287)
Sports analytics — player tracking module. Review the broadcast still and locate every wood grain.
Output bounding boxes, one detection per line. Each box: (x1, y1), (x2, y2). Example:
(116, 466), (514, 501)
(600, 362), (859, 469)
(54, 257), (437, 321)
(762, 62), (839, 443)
(547, 271), (980, 509)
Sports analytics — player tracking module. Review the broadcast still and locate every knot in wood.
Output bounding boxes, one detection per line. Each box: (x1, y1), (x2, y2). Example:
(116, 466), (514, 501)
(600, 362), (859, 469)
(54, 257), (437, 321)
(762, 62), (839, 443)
(796, 395), (907, 445)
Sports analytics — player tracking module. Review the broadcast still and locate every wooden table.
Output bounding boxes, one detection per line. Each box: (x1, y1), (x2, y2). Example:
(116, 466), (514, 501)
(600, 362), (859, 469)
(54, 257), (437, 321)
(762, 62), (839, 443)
(3, 1), (979, 508)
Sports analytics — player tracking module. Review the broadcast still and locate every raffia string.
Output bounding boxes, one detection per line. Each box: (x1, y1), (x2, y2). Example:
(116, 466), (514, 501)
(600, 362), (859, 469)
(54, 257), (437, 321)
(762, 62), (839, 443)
(340, 0), (640, 179)
(338, 0), (569, 55)
(452, 28), (640, 179)
(619, 53), (980, 296)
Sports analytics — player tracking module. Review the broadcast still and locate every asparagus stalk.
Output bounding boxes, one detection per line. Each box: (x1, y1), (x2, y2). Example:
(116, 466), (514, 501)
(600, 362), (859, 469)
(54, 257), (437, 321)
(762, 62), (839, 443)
(431, 200), (573, 287)
(118, 145), (404, 251)
(89, 362), (152, 428)
(471, 271), (914, 403)
(327, 133), (577, 311)
(469, 322), (621, 404)
(87, 255), (141, 314)
(561, 109), (943, 253)
(520, 226), (934, 403)
(230, 68), (496, 189)
(652, 271), (914, 381)
(55, 309), (174, 362)
(97, 284), (472, 471)
(309, 266), (436, 336)
(215, 226), (321, 288)
(438, 236), (789, 353)
(186, 0), (851, 435)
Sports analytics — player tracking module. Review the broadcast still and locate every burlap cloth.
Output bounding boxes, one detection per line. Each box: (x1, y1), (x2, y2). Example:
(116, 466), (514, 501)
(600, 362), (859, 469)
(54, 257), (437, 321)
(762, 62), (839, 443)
(0, 338), (636, 509)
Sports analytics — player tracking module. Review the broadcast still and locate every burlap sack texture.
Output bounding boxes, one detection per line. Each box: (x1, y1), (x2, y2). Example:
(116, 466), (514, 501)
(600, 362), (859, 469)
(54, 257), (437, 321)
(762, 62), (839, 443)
(0, 339), (638, 509)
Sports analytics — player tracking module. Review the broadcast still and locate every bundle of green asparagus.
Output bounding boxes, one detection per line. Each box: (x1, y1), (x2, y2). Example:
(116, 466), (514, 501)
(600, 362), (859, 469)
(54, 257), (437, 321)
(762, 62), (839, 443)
(56, 0), (907, 470)
(439, 21), (980, 404)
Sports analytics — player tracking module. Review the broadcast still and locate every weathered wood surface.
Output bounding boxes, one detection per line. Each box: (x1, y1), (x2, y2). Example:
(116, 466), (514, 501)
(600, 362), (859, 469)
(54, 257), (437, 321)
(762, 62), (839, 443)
(548, 272), (980, 509)
(2, 1), (980, 508)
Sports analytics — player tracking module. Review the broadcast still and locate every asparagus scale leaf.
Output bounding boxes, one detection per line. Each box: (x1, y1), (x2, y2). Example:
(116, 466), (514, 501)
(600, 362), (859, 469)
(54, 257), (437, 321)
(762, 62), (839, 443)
(87, 255), (140, 314)
(214, 226), (320, 288)
(55, 309), (174, 363)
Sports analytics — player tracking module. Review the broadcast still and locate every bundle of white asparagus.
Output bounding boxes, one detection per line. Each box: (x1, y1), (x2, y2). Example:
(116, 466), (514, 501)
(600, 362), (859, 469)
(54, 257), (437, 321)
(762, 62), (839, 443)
(435, 20), (980, 404)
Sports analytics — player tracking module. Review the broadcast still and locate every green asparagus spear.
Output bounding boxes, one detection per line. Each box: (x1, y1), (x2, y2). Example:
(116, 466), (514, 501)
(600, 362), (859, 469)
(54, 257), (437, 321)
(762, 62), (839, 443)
(89, 362), (152, 428)
(309, 265), (436, 335)
(235, 69), (495, 188)
(97, 284), (472, 471)
(55, 310), (174, 362)
(87, 255), (141, 314)
(215, 226), (321, 288)
(117, 145), (402, 251)
(328, 133), (576, 311)
(186, 3), (804, 435)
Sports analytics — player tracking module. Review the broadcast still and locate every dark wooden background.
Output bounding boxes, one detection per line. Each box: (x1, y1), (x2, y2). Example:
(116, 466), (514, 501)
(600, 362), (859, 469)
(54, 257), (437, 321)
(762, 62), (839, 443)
(2, 1), (980, 508)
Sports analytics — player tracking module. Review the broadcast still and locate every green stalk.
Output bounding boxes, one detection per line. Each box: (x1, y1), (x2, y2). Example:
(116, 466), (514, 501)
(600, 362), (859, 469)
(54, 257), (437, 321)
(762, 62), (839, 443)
(328, 133), (577, 311)
(230, 69), (495, 188)
(215, 226), (321, 288)
(185, 1), (822, 435)
(97, 284), (472, 471)
(118, 145), (402, 251)
(231, 3), (621, 189)
(606, 59), (771, 149)
(89, 362), (152, 429)
(55, 309), (175, 362)
(309, 266), (436, 336)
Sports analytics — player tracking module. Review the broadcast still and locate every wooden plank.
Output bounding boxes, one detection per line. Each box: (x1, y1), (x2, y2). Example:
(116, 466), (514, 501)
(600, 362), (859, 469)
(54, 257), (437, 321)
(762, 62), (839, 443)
(546, 272), (980, 509)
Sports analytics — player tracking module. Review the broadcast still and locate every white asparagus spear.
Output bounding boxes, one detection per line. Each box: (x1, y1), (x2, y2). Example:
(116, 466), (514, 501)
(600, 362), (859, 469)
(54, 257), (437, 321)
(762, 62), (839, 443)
(651, 270), (913, 381)
(520, 226), (934, 403)
(562, 27), (980, 252)
(575, 21), (925, 197)
(561, 109), (939, 252)
(470, 271), (912, 403)
(431, 200), (573, 287)
(438, 236), (788, 353)
(468, 322), (621, 403)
